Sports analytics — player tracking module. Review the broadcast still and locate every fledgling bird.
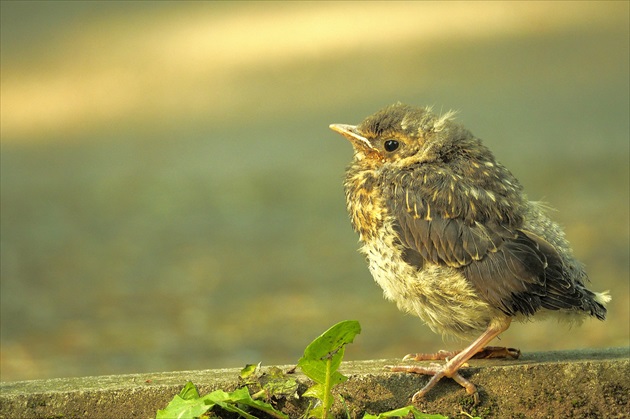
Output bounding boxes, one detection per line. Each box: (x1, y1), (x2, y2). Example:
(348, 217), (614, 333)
(330, 103), (610, 401)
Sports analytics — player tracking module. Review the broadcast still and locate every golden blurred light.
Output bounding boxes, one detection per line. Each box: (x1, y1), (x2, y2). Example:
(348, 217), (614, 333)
(0, 2), (623, 142)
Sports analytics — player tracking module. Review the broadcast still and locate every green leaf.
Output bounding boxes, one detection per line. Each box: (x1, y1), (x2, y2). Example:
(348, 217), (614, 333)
(156, 382), (213, 419)
(306, 348), (348, 388)
(240, 363), (260, 380)
(155, 396), (212, 419)
(157, 382), (288, 419)
(220, 386), (289, 419)
(302, 382), (324, 399)
(201, 388), (233, 404)
(178, 381), (201, 400)
(262, 366), (299, 397)
(298, 320), (361, 384)
(298, 320), (361, 419)
(309, 404), (325, 419)
(362, 406), (449, 419)
(157, 321), (361, 419)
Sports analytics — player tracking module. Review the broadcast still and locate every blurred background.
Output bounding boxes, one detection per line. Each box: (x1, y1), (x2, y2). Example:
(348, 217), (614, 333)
(1, 1), (628, 382)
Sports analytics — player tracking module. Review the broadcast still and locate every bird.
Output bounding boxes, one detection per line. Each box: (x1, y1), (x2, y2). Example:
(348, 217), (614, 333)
(329, 103), (610, 402)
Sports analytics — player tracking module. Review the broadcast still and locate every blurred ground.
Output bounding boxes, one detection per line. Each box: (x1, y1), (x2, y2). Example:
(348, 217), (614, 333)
(1, 1), (628, 381)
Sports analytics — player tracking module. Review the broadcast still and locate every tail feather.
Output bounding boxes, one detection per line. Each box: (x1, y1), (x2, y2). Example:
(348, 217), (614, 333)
(589, 290), (611, 320)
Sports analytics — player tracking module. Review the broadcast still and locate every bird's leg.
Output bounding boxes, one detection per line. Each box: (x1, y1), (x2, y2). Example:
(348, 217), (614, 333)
(387, 317), (512, 402)
(404, 345), (520, 361)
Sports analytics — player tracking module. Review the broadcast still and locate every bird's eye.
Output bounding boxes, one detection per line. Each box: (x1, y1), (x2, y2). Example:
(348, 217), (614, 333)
(384, 140), (399, 152)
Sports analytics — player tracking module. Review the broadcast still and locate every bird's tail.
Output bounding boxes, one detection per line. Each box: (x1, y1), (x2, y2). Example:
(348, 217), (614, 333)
(586, 289), (610, 321)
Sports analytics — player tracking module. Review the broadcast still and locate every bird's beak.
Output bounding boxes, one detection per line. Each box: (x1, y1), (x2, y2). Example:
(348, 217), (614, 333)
(329, 124), (375, 151)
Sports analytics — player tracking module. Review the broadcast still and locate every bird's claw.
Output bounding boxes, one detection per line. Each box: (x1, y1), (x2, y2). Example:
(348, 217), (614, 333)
(410, 369), (478, 403)
(388, 361), (477, 403)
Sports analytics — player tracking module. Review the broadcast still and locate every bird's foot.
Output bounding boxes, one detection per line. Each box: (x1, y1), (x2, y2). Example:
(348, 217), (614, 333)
(386, 362), (477, 403)
(388, 318), (514, 402)
(403, 345), (520, 361)
(387, 346), (518, 402)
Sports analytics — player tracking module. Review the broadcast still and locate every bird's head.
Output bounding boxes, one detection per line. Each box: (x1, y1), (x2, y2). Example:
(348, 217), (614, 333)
(330, 103), (462, 168)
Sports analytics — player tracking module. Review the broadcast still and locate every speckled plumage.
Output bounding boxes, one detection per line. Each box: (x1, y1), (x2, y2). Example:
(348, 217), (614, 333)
(331, 103), (610, 399)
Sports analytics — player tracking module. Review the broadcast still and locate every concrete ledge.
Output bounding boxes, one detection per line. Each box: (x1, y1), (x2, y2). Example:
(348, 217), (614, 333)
(1, 347), (628, 418)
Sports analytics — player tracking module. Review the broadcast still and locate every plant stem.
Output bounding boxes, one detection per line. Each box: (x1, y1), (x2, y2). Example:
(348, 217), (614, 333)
(322, 357), (332, 419)
(251, 389), (266, 400)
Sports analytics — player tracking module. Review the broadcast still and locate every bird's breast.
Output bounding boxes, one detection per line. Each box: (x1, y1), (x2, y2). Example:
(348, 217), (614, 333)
(344, 167), (497, 338)
(344, 167), (388, 242)
(360, 221), (497, 338)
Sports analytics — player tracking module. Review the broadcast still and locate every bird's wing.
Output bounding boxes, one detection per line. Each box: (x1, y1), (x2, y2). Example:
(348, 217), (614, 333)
(393, 209), (582, 316)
